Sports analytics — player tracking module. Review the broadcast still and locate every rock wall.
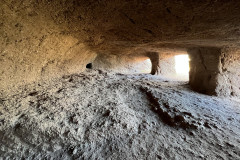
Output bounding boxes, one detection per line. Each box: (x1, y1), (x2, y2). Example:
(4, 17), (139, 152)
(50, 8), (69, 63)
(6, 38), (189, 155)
(188, 48), (221, 95)
(92, 54), (151, 74)
(217, 48), (240, 97)
(0, 1), (97, 95)
(188, 47), (240, 97)
(1, 0), (240, 96)
(158, 53), (177, 78)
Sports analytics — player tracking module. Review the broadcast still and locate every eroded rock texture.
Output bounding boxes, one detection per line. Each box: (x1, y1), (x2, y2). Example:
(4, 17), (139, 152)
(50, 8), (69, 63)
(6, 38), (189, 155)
(1, 1), (240, 94)
(188, 47), (221, 95)
(1, 1), (240, 159)
(1, 70), (240, 159)
(217, 48), (240, 97)
(188, 47), (240, 97)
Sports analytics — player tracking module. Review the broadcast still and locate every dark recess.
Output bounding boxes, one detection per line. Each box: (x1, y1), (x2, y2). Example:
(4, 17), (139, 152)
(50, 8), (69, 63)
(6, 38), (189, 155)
(86, 63), (92, 69)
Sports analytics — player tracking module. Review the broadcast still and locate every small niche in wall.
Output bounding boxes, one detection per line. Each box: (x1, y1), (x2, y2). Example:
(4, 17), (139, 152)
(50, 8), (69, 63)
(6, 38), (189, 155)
(86, 63), (92, 69)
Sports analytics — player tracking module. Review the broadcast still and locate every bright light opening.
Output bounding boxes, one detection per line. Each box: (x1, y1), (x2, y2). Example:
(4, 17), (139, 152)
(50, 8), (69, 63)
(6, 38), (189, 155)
(175, 55), (190, 76)
(140, 58), (152, 73)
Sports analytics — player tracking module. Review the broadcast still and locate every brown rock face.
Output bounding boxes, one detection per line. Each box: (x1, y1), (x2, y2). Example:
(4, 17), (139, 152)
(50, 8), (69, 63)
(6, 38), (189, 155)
(188, 47), (221, 95)
(1, 0), (240, 96)
(1, 1), (240, 159)
(188, 47), (240, 96)
(217, 48), (240, 97)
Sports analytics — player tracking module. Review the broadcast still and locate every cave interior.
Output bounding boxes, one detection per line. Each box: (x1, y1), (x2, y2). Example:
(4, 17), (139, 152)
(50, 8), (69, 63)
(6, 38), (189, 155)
(1, 0), (240, 159)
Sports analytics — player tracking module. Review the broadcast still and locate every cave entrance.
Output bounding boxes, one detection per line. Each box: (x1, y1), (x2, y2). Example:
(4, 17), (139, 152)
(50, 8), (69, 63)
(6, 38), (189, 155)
(174, 54), (190, 80)
(150, 52), (190, 81)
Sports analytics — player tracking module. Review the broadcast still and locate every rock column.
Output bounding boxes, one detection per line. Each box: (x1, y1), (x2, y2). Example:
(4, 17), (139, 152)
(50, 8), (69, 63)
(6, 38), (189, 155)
(188, 47), (240, 97)
(148, 52), (160, 75)
(149, 52), (176, 77)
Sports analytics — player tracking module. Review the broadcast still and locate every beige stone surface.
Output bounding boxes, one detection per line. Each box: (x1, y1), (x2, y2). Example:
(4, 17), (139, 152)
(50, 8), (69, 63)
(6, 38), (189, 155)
(92, 54), (151, 74)
(1, 0), (240, 93)
(188, 47), (240, 97)
(1, 1), (240, 158)
(217, 48), (240, 97)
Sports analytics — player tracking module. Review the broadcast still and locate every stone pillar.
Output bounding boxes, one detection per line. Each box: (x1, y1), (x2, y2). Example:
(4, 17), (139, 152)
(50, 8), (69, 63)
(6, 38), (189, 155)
(188, 47), (240, 97)
(148, 52), (160, 75)
(148, 52), (176, 76)
(188, 47), (221, 95)
(217, 48), (240, 97)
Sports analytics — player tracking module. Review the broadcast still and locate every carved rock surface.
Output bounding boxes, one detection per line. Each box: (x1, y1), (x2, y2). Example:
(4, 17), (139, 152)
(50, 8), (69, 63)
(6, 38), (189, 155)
(188, 47), (240, 97)
(1, 1), (240, 92)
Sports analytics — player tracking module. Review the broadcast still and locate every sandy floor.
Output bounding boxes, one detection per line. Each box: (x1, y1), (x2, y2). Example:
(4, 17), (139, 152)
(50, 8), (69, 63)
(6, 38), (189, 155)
(0, 69), (240, 159)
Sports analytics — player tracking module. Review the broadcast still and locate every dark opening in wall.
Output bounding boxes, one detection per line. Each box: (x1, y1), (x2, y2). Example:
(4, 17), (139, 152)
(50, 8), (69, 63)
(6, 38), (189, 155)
(86, 63), (92, 69)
